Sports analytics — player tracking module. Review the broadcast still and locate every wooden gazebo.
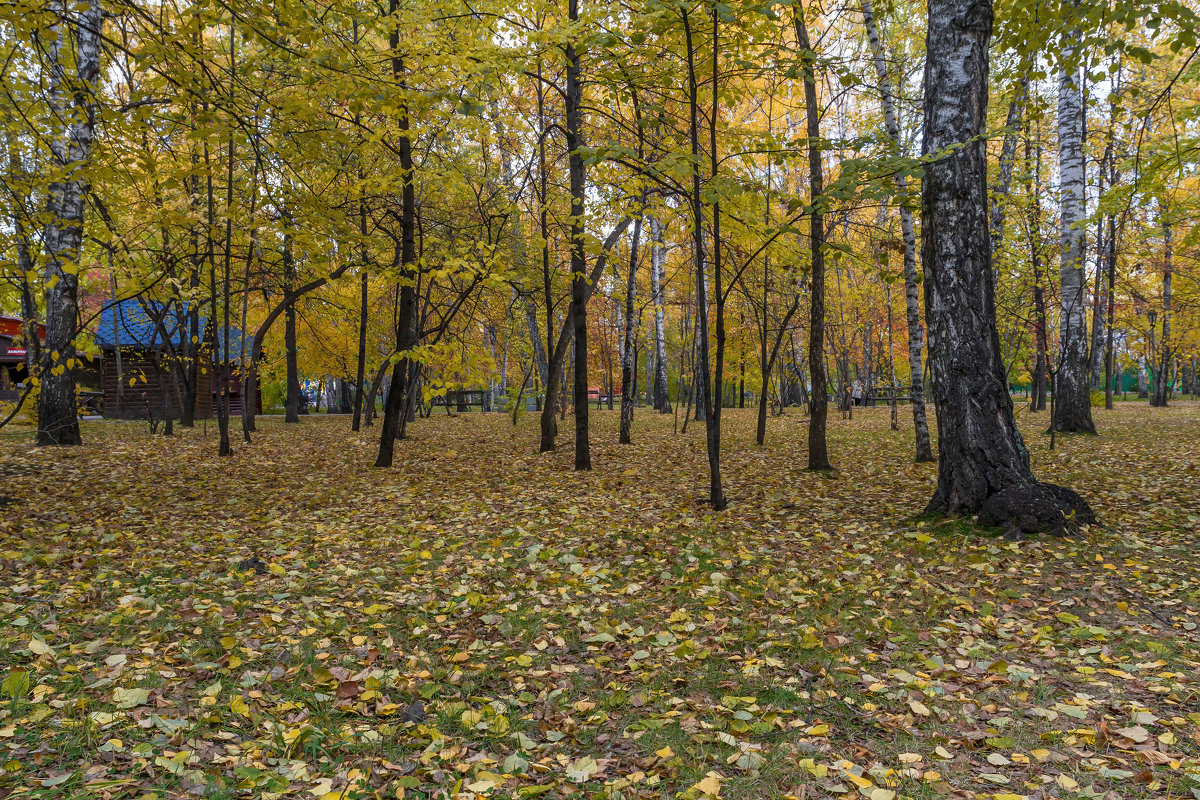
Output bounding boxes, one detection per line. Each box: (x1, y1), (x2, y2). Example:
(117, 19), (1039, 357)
(95, 299), (260, 420)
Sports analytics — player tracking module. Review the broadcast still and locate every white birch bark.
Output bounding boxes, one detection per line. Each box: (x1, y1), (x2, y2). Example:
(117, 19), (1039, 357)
(37, 0), (103, 445)
(862, 0), (933, 461)
(1052, 24), (1096, 433)
(649, 215), (671, 412)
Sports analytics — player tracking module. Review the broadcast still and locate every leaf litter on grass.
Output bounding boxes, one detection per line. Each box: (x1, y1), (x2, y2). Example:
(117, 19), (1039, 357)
(0, 405), (1197, 799)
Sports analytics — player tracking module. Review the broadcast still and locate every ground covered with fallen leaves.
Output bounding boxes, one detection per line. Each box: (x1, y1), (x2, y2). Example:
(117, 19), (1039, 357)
(1, 404), (1198, 800)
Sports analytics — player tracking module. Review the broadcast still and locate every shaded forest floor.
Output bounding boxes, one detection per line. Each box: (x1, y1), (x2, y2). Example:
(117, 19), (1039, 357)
(1, 405), (1198, 800)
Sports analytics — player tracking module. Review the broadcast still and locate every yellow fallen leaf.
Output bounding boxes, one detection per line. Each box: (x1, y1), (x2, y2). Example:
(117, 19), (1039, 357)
(230, 695), (250, 717)
(1114, 725), (1149, 743)
(693, 772), (722, 797)
(909, 700), (931, 717)
(112, 687), (150, 709)
(655, 746), (674, 758)
(27, 639), (53, 657)
(869, 790), (895, 800)
(1057, 774), (1079, 790)
(843, 772), (873, 789)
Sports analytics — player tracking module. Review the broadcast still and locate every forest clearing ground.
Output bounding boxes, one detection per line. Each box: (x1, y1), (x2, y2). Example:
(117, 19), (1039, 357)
(0, 405), (1198, 799)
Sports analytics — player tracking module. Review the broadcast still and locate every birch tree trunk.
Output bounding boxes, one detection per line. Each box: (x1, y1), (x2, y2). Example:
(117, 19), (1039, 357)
(521, 303), (545, 392)
(1103, 162), (1118, 410)
(649, 216), (672, 412)
(920, 0), (1093, 532)
(1088, 136), (1113, 390)
(989, 80), (1027, 256)
(1052, 25), (1097, 434)
(619, 215), (643, 443)
(36, 0), (103, 446)
(1027, 135), (1049, 412)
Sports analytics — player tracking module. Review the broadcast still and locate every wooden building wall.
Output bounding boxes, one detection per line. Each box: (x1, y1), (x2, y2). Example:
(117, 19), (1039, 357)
(101, 350), (212, 420)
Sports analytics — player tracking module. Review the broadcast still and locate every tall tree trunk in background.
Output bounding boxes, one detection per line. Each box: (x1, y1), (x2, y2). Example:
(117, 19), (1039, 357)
(352, 26), (370, 434)
(794, 2), (831, 471)
(526, 302), (549, 389)
(619, 213), (644, 444)
(862, 0), (933, 460)
(240, 149), (259, 440)
(1052, 21), (1096, 434)
(36, 0), (102, 446)
(352, 270), (369, 430)
(217, 28), (236, 457)
(536, 66), (560, 451)
(1103, 169), (1118, 410)
(989, 80), (1027, 257)
(375, 13), (419, 468)
(920, 0), (1093, 532)
(1151, 209), (1172, 407)
(538, 225), (630, 450)
(682, 7), (724, 508)
(755, 295), (800, 446)
(1088, 136), (1112, 390)
(649, 216), (672, 412)
(644, 342), (652, 407)
(283, 225), (302, 423)
(565, 0), (592, 470)
(1028, 135), (1048, 412)
(706, 5), (727, 509)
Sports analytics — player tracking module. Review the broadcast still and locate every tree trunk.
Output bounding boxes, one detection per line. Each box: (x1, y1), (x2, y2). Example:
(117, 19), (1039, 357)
(1051, 21), (1096, 434)
(283, 228), (302, 424)
(239, 151), (260, 441)
(706, 5), (727, 508)
(1151, 210), (1172, 407)
(217, 32), (236, 457)
(649, 217), (672, 412)
(862, 0), (933, 461)
(565, 0), (591, 471)
(794, 3), (831, 471)
(619, 213), (644, 443)
(1089, 136), (1113, 390)
(36, 0), (103, 446)
(681, 7), (724, 508)
(989, 80), (1028, 256)
(1103, 173), (1118, 410)
(374, 20), (419, 468)
(755, 295), (799, 446)
(1028, 136), (1048, 412)
(920, 0), (1093, 533)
